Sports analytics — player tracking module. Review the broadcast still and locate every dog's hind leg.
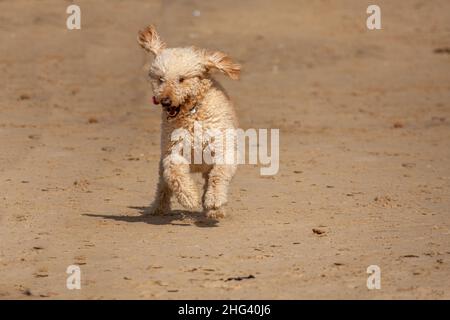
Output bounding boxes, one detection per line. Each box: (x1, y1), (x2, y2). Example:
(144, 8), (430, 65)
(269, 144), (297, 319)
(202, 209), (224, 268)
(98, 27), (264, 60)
(203, 164), (236, 218)
(162, 154), (200, 209)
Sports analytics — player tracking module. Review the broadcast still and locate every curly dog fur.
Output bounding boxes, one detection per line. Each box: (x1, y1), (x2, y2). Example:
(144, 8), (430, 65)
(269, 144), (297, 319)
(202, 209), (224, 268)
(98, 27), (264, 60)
(137, 25), (241, 219)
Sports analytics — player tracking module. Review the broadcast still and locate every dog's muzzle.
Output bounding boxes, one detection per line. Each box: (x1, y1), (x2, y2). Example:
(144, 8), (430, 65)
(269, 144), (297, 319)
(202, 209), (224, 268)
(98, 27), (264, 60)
(155, 96), (181, 119)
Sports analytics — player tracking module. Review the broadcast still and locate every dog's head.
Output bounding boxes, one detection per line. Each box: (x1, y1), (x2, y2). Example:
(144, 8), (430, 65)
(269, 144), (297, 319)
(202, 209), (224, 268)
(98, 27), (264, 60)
(137, 25), (240, 116)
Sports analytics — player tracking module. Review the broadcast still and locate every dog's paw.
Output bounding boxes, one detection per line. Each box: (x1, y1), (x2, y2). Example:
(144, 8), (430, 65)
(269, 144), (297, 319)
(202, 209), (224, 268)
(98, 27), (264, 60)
(146, 202), (169, 216)
(203, 191), (227, 210)
(176, 190), (200, 209)
(205, 207), (226, 219)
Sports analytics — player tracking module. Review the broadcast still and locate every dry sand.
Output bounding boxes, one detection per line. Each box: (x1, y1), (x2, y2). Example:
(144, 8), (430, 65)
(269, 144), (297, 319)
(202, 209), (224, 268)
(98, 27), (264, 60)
(0, 0), (449, 299)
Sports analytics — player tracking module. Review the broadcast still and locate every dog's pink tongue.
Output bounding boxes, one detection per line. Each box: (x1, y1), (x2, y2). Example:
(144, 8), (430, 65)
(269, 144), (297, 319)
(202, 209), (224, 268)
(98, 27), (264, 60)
(152, 96), (159, 105)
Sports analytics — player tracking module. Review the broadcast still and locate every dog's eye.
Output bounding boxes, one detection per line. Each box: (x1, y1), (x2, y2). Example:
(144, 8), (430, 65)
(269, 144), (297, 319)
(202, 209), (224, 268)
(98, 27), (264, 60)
(158, 77), (165, 83)
(179, 77), (185, 83)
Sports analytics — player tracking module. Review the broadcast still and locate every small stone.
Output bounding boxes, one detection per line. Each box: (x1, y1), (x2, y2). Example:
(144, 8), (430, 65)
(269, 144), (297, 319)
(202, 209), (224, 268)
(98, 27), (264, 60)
(312, 228), (326, 235)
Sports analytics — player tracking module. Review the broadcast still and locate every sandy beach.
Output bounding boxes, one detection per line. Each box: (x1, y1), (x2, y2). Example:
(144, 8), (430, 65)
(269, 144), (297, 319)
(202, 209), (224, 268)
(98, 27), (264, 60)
(0, 0), (449, 299)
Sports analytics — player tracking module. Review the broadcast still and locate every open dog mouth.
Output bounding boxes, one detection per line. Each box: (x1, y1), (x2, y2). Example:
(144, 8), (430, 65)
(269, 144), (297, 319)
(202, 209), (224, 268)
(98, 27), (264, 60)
(165, 105), (181, 118)
(153, 96), (183, 119)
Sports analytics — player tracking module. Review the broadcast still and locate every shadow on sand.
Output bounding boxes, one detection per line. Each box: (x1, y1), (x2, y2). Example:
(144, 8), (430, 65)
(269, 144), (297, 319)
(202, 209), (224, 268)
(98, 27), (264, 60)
(83, 206), (219, 228)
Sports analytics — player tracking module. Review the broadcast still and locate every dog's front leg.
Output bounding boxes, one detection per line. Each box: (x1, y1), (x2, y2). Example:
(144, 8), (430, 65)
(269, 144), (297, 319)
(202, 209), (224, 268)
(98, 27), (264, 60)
(203, 164), (236, 219)
(162, 154), (200, 209)
(148, 160), (172, 215)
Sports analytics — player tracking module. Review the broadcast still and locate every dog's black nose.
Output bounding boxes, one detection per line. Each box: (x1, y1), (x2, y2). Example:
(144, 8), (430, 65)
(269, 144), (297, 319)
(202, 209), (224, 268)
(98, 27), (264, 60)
(161, 97), (172, 107)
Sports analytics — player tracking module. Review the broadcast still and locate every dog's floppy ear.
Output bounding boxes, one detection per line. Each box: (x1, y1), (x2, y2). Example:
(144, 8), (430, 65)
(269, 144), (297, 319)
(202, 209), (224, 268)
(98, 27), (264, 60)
(204, 50), (241, 80)
(137, 25), (166, 56)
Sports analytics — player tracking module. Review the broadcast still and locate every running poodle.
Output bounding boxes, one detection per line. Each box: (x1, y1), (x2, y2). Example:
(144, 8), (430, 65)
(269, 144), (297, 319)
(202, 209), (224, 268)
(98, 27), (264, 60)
(137, 25), (241, 219)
